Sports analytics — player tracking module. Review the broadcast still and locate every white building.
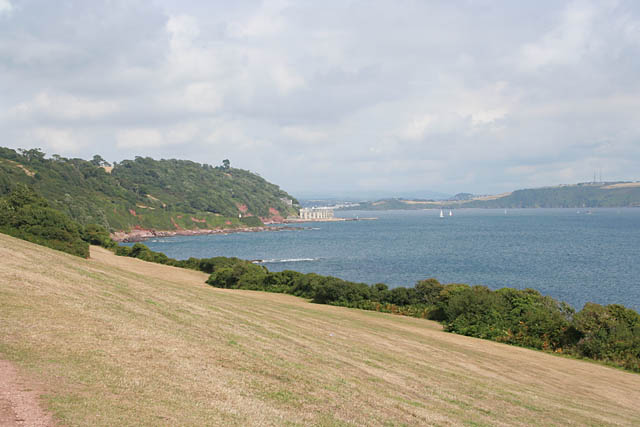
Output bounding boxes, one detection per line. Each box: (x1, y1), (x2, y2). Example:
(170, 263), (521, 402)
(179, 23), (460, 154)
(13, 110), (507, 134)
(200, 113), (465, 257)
(299, 207), (334, 220)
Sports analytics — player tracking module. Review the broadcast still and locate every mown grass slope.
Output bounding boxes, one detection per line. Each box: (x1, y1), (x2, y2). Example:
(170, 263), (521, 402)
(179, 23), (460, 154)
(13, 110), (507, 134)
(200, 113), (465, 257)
(1, 233), (639, 426)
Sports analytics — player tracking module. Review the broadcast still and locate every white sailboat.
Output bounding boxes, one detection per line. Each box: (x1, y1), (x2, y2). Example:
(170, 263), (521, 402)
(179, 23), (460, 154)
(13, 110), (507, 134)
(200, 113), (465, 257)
(449, 210), (453, 217)
(439, 209), (444, 218)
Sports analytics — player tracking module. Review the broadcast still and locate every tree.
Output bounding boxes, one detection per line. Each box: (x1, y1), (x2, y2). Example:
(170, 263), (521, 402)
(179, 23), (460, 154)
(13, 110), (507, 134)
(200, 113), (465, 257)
(17, 148), (45, 163)
(222, 159), (230, 170)
(90, 154), (111, 167)
(415, 278), (444, 305)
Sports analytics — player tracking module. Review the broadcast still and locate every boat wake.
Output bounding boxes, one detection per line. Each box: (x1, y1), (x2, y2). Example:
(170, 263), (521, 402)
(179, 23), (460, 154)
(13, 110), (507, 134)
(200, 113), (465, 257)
(255, 258), (317, 264)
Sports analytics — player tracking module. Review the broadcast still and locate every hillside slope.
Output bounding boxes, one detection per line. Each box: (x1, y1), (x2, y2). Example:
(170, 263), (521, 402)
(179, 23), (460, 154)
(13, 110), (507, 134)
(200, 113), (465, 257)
(1, 233), (639, 425)
(349, 183), (640, 210)
(465, 183), (640, 208)
(0, 147), (298, 232)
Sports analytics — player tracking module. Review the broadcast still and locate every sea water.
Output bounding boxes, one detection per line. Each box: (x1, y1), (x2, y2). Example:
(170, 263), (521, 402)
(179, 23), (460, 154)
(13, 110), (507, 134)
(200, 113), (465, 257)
(132, 208), (640, 311)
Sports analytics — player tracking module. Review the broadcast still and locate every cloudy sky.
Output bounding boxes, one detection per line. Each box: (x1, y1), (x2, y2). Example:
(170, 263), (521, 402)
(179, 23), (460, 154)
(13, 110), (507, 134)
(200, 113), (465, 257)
(1, 0), (639, 198)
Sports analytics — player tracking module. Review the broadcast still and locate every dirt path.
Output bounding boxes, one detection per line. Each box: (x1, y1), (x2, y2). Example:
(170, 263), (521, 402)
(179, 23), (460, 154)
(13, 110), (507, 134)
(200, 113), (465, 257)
(0, 360), (55, 426)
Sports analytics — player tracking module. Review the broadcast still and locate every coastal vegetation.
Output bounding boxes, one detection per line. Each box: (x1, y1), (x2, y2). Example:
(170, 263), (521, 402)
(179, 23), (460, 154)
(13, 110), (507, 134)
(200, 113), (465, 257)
(349, 182), (640, 210)
(1, 182), (638, 373)
(0, 185), (89, 257)
(0, 147), (298, 232)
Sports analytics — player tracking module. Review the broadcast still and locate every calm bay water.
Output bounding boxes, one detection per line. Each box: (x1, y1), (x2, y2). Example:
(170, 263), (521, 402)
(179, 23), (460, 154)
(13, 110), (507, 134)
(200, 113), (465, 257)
(134, 208), (640, 311)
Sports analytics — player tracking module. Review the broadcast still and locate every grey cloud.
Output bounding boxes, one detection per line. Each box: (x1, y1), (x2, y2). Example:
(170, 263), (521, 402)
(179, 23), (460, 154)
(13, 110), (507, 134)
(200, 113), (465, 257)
(1, 0), (640, 198)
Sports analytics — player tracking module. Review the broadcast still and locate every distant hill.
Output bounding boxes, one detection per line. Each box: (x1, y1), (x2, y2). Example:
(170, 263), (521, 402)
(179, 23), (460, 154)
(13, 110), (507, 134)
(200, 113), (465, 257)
(343, 182), (640, 210)
(0, 147), (298, 231)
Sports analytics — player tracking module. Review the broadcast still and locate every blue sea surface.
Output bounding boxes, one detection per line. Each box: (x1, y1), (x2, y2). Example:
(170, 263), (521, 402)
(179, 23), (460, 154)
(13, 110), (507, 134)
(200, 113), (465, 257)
(133, 208), (640, 311)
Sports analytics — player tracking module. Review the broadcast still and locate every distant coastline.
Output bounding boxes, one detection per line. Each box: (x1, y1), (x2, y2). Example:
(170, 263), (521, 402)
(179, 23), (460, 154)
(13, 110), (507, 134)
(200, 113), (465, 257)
(111, 216), (378, 242)
(339, 181), (640, 211)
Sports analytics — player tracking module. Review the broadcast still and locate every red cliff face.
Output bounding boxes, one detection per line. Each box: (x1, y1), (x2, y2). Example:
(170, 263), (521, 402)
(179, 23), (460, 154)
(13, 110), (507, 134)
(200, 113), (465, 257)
(261, 207), (284, 224)
(171, 217), (183, 230)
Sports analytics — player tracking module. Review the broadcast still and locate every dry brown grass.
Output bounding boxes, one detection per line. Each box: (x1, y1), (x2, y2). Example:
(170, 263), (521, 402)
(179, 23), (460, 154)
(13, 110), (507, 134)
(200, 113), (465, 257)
(601, 182), (640, 189)
(1, 233), (639, 426)
(399, 200), (432, 205)
(400, 192), (512, 207)
(469, 192), (512, 201)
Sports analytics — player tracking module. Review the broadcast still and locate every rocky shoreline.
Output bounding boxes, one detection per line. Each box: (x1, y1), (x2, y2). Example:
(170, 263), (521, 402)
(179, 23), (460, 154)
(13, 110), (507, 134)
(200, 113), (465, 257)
(110, 225), (304, 243)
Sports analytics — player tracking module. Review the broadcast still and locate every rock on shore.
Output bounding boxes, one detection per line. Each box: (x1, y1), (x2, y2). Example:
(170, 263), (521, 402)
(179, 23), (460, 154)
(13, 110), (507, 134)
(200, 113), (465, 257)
(110, 225), (300, 243)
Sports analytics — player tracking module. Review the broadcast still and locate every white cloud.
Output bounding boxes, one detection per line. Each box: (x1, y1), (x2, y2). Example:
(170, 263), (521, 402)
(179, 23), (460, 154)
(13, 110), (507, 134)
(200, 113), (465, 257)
(271, 63), (305, 94)
(0, 0), (12, 16)
(165, 14), (214, 81)
(281, 126), (326, 143)
(9, 92), (118, 120)
(166, 123), (198, 145)
(471, 109), (507, 126)
(182, 82), (223, 113)
(519, 1), (597, 70)
(400, 115), (435, 141)
(116, 124), (200, 149)
(206, 121), (253, 148)
(31, 128), (81, 153)
(116, 129), (164, 148)
(226, 0), (289, 38)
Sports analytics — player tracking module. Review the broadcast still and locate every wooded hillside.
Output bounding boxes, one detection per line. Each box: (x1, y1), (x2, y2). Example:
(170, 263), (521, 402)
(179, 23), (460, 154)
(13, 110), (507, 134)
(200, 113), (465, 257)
(0, 147), (298, 231)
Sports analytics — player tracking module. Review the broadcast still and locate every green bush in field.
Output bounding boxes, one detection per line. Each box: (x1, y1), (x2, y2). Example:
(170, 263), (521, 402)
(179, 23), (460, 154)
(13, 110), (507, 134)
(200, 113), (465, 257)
(82, 223), (116, 248)
(0, 185), (89, 257)
(311, 277), (371, 306)
(572, 303), (640, 371)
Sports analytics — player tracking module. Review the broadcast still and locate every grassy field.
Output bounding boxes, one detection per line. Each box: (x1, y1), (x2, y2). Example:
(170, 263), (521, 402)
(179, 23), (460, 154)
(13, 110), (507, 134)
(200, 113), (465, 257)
(1, 233), (639, 426)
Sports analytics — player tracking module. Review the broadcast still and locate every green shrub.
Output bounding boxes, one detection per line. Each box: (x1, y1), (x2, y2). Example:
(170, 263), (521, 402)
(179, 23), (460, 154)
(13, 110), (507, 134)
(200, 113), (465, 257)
(0, 185), (89, 258)
(311, 277), (371, 306)
(82, 223), (116, 248)
(240, 216), (264, 227)
(572, 303), (640, 371)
